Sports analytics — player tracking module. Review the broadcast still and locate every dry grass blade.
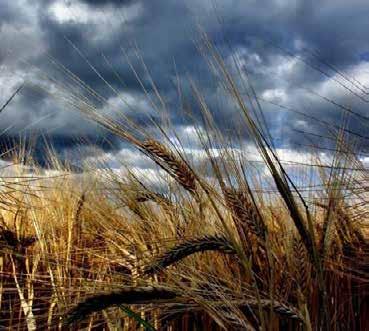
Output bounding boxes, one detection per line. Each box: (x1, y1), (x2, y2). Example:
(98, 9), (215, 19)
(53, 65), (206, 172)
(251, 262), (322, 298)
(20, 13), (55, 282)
(144, 235), (236, 275)
(65, 286), (177, 324)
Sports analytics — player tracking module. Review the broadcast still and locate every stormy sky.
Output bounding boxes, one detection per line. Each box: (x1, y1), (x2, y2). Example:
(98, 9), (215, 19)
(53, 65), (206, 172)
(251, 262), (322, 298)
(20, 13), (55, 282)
(2, 0), (369, 169)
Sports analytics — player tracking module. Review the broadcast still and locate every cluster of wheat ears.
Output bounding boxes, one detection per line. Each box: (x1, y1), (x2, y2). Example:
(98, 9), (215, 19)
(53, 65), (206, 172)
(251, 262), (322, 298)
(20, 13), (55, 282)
(1, 36), (369, 330)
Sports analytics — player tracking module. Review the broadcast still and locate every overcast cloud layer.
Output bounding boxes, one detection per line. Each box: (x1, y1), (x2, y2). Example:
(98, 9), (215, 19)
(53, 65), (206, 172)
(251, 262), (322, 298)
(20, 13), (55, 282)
(2, 0), (369, 168)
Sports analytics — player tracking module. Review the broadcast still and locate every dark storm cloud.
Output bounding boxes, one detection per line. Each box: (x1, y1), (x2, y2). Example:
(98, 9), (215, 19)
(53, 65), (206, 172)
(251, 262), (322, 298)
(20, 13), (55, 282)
(2, 0), (369, 166)
(79, 0), (136, 6)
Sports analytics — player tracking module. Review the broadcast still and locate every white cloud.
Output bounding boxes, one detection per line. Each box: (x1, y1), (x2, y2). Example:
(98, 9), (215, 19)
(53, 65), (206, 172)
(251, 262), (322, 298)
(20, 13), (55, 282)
(48, 0), (143, 42)
(49, 1), (142, 25)
(317, 61), (369, 98)
(261, 88), (287, 103)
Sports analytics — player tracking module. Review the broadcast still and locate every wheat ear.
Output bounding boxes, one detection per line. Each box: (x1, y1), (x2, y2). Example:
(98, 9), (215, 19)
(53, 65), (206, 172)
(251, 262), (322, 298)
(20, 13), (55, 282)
(293, 238), (310, 297)
(144, 235), (236, 275)
(224, 188), (266, 239)
(253, 299), (303, 321)
(141, 139), (197, 195)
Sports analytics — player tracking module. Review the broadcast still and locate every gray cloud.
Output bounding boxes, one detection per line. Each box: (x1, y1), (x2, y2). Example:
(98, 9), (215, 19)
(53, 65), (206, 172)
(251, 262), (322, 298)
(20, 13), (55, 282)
(1, 0), (369, 167)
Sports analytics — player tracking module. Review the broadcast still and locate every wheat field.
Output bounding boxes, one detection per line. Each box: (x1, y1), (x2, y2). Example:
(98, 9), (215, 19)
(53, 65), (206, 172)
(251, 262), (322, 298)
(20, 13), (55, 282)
(1, 35), (369, 331)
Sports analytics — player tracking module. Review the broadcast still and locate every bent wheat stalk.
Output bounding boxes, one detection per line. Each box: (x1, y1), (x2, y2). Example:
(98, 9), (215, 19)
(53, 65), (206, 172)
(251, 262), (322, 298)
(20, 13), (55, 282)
(144, 235), (236, 275)
(65, 286), (177, 324)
